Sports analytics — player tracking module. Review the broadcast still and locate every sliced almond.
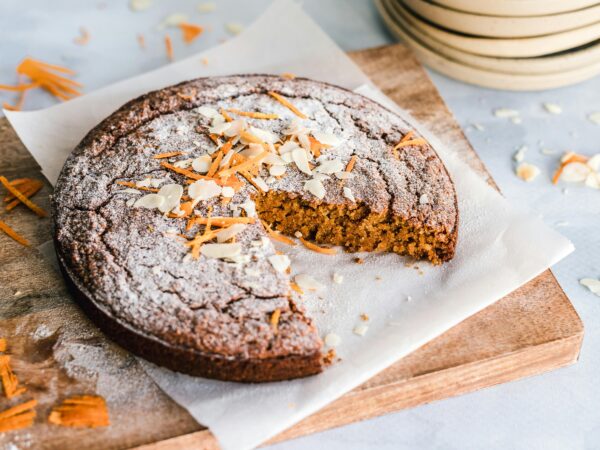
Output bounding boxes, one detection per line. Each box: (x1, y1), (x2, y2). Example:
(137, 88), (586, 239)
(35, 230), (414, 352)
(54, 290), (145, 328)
(304, 179), (325, 199)
(201, 243), (242, 259)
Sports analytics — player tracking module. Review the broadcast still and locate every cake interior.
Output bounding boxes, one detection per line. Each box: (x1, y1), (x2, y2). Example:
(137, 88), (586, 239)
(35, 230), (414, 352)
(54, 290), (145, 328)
(254, 191), (453, 265)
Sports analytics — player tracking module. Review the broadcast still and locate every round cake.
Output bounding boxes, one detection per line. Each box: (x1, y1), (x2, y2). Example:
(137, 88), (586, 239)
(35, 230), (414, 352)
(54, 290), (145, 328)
(52, 75), (458, 382)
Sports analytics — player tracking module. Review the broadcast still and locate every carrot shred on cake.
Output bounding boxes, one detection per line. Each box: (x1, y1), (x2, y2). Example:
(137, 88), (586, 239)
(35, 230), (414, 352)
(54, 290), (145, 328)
(270, 308), (281, 332)
(152, 151), (186, 159)
(48, 395), (110, 428)
(268, 91), (307, 119)
(227, 109), (279, 120)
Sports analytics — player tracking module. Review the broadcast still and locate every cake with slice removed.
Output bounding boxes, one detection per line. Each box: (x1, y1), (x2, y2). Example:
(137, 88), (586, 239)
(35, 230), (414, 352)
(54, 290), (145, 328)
(52, 75), (458, 382)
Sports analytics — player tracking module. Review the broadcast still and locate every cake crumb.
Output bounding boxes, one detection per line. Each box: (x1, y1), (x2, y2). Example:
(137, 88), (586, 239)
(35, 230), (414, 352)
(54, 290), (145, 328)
(197, 2), (216, 13)
(360, 313), (369, 321)
(354, 257), (364, 264)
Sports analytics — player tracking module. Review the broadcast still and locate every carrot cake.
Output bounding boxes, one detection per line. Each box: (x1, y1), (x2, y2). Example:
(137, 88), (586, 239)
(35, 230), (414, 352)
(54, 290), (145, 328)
(52, 75), (458, 382)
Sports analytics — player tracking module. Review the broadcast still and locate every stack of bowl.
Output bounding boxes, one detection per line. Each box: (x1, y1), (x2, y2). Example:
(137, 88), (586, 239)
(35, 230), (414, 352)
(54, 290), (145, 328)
(375, 0), (600, 90)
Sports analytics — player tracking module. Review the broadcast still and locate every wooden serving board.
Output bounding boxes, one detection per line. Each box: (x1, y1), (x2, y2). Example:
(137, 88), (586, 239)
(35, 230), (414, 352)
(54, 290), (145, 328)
(0, 44), (583, 450)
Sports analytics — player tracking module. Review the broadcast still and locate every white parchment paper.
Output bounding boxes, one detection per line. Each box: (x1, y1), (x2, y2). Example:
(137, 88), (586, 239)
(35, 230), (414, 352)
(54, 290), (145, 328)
(4, 2), (574, 450)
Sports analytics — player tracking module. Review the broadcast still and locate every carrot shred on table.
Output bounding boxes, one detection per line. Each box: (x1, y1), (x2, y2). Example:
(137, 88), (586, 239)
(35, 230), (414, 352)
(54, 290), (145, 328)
(152, 151), (185, 159)
(6, 181), (42, 211)
(165, 35), (174, 61)
(268, 91), (307, 119)
(179, 22), (204, 44)
(552, 153), (589, 184)
(74, 27), (90, 45)
(2, 82), (32, 111)
(0, 355), (27, 398)
(0, 176), (47, 217)
(137, 33), (146, 49)
(0, 399), (37, 433)
(48, 395), (110, 428)
(226, 108), (279, 120)
(0, 220), (30, 247)
(299, 237), (337, 255)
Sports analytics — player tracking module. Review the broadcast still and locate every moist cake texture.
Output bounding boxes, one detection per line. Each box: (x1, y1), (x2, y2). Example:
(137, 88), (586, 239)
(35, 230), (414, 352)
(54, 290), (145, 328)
(52, 74), (458, 382)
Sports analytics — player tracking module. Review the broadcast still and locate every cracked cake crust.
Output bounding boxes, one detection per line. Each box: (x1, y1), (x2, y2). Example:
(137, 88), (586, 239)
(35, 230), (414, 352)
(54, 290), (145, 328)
(52, 74), (458, 382)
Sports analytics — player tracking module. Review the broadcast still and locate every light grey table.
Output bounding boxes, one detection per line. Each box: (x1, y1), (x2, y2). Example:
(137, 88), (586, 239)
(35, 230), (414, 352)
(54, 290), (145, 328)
(1, 1), (599, 449)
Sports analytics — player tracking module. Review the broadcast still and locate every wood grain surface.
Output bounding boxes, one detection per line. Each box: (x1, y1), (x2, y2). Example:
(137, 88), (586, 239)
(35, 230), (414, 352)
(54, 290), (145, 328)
(0, 44), (583, 450)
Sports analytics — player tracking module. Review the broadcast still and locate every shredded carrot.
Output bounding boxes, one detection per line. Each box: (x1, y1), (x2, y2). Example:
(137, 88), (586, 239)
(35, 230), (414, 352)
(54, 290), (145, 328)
(307, 136), (330, 158)
(165, 35), (174, 61)
(0, 220), (30, 247)
(552, 153), (589, 184)
(0, 399), (37, 433)
(281, 72), (296, 80)
(152, 151), (185, 159)
(220, 109), (233, 122)
(1, 58), (81, 109)
(178, 201), (194, 218)
(3, 179), (40, 202)
(2, 81), (31, 111)
(179, 22), (204, 44)
(299, 237), (337, 255)
(208, 134), (221, 146)
(290, 282), (303, 295)
(48, 395), (110, 428)
(0, 176), (47, 217)
(345, 155), (357, 173)
(0, 355), (26, 398)
(177, 90), (196, 101)
(0, 339), (6, 352)
(400, 131), (414, 142)
(74, 27), (90, 45)
(227, 109), (279, 120)
(239, 130), (264, 145)
(190, 216), (255, 227)
(392, 137), (427, 158)
(270, 308), (281, 332)
(260, 220), (296, 246)
(115, 181), (159, 193)
(217, 151), (268, 178)
(206, 150), (225, 178)
(137, 33), (146, 49)
(6, 181), (43, 212)
(268, 91), (307, 119)
(239, 171), (264, 192)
